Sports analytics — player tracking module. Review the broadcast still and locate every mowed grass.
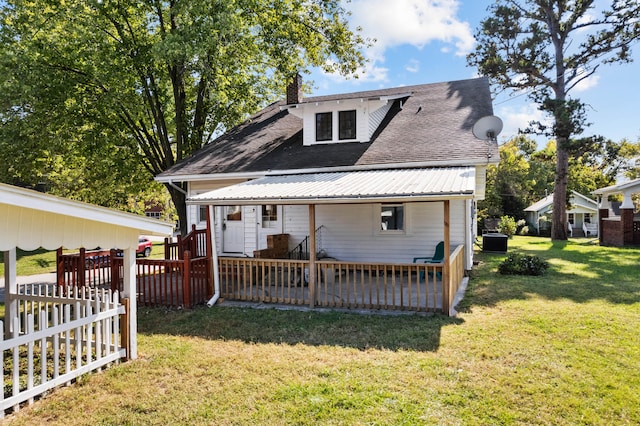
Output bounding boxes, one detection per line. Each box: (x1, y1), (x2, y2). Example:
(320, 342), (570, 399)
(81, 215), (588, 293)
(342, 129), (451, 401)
(3, 236), (640, 425)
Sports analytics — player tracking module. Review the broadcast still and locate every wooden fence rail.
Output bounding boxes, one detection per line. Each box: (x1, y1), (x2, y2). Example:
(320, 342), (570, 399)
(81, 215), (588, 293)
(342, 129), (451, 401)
(1, 286), (125, 418)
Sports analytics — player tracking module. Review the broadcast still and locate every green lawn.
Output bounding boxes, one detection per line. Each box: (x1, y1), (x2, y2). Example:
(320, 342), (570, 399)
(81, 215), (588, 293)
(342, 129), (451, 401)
(3, 236), (640, 425)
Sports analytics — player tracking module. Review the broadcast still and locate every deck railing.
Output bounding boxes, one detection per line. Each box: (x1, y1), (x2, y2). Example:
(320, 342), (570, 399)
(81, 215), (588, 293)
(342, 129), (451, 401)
(164, 225), (208, 260)
(111, 252), (210, 308)
(57, 249), (211, 308)
(218, 246), (465, 315)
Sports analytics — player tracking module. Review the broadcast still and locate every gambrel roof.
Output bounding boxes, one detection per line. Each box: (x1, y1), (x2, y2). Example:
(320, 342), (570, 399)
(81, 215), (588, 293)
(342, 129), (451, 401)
(158, 77), (497, 181)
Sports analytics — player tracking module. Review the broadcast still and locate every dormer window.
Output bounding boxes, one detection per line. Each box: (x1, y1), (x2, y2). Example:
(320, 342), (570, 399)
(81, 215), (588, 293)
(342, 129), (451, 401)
(315, 112), (332, 141)
(315, 109), (357, 142)
(339, 110), (356, 140)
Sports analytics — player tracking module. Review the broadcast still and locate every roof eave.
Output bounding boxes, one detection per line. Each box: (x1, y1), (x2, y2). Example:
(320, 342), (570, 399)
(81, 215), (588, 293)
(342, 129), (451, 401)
(188, 193), (475, 206)
(156, 158), (497, 183)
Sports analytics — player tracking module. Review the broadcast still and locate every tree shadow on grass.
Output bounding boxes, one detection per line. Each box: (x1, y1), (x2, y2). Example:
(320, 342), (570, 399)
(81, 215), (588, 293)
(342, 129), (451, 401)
(137, 304), (463, 352)
(460, 238), (640, 312)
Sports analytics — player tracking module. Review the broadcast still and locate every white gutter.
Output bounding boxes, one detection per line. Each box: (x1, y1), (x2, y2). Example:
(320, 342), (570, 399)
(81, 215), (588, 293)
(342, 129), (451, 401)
(166, 180), (188, 196)
(206, 206), (220, 307)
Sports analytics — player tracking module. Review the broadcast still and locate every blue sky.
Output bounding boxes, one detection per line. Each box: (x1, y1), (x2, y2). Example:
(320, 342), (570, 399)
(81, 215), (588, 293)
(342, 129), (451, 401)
(307, 0), (640, 146)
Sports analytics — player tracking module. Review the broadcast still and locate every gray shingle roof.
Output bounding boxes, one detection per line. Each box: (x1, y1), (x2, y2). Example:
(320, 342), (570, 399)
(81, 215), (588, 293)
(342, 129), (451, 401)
(158, 77), (497, 179)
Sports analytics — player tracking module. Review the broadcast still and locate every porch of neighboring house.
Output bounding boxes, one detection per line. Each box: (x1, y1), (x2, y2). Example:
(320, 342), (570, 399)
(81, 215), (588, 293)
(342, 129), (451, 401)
(593, 179), (640, 247)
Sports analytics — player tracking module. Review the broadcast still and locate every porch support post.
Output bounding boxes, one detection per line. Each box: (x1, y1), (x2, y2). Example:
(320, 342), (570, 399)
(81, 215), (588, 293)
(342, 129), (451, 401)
(121, 248), (137, 360)
(308, 204), (316, 308)
(443, 200), (451, 315)
(3, 248), (17, 338)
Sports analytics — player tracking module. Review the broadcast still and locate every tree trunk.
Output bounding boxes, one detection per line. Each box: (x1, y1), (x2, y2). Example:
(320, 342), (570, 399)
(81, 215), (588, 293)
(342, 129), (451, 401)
(552, 143), (569, 240)
(166, 183), (188, 236)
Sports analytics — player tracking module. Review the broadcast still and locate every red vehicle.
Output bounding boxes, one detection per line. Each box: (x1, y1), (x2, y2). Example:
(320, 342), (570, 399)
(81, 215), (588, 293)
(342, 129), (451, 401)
(136, 237), (153, 257)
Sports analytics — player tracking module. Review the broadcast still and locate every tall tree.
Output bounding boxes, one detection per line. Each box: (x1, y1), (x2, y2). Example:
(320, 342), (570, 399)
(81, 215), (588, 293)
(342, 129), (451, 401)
(468, 0), (640, 240)
(0, 0), (367, 234)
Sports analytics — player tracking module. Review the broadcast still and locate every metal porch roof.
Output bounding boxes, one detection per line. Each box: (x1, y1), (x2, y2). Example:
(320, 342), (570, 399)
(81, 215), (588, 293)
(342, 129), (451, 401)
(188, 167), (476, 205)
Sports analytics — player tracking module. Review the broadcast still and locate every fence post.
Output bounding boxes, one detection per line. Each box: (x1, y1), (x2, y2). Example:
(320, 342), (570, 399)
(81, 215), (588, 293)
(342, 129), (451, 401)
(177, 235), (184, 260)
(56, 247), (64, 288)
(164, 237), (170, 260)
(120, 297), (130, 359)
(183, 250), (191, 308)
(110, 249), (119, 292)
(79, 247), (86, 288)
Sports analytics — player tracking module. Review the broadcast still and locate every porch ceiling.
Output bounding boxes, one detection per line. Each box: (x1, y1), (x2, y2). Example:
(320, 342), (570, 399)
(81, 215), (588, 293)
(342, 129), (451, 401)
(188, 167), (476, 205)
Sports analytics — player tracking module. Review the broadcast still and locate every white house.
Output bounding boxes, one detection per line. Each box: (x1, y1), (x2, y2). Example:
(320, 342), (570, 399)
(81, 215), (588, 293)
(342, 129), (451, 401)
(524, 191), (599, 237)
(157, 77), (499, 272)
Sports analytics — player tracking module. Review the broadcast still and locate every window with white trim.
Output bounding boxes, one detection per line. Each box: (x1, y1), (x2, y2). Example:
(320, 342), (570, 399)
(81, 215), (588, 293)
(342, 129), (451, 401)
(315, 112), (332, 141)
(198, 205), (208, 223)
(261, 205), (278, 228)
(380, 204), (404, 231)
(338, 110), (356, 140)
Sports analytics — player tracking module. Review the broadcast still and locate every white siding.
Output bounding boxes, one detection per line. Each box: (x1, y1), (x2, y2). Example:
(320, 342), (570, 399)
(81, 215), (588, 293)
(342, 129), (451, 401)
(188, 179), (247, 230)
(368, 101), (392, 139)
(475, 166), (487, 200)
(282, 201), (466, 263)
(298, 98), (392, 146)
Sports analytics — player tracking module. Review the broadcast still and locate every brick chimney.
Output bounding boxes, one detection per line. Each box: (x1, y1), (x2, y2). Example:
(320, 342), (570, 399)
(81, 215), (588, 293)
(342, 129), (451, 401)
(286, 73), (303, 104)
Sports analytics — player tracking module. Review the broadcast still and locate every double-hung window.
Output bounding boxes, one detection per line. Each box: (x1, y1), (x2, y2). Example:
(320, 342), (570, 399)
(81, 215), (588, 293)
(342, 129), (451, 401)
(315, 109), (357, 142)
(315, 112), (332, 141)
(339, 110), (356, 140)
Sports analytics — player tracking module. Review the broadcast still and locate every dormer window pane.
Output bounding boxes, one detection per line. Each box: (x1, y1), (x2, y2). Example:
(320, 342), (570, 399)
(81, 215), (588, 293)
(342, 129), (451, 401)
(315, 112), (332, 141)
(339, 110), (356, 140)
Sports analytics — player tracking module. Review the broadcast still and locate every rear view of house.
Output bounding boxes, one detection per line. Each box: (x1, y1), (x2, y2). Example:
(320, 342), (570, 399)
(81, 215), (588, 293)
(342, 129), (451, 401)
(157, 76), (500, 315)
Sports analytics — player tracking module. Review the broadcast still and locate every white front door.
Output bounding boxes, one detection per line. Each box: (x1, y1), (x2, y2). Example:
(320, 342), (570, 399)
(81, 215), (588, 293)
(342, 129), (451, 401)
(223, 205), (244, 253)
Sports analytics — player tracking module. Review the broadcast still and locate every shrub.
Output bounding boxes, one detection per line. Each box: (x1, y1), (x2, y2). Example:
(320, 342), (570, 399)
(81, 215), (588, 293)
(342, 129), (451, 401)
(498, 253), (549, 276)
(498, 215), (517, 238)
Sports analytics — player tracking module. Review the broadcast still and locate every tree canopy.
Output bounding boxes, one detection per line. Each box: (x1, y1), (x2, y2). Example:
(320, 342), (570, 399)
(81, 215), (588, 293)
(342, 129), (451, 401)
(468, 0), (640, 240)
(0, 0), (368, 233)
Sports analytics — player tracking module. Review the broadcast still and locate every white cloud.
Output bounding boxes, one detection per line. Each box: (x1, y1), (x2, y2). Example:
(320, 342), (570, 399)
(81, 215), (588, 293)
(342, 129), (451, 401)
(348, 0), (473, 54)
(319, 59), (390, 84)
(405, 59), (420, 73)
(572, 73), (600, 92)
(345, 0), (474, 74)
(497, 103), (550, 143)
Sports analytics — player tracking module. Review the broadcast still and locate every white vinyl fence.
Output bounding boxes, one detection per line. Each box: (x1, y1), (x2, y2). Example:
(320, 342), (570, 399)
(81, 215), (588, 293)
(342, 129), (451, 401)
(1, 285), (126, 418)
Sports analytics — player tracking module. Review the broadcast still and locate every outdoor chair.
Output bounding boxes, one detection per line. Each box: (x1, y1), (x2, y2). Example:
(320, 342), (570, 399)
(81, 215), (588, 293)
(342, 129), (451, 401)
(413, 241), (444, 280)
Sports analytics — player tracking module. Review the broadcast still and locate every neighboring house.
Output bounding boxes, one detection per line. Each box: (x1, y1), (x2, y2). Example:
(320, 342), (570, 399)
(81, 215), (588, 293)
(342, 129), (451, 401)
(156, 76), (499, 314)
(524, 191), (599, 237)
(593, 178), (640, 246)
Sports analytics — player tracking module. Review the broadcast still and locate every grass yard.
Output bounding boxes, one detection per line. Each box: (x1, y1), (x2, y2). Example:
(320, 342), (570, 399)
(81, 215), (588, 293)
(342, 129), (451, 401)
(3, 236), (640, 425)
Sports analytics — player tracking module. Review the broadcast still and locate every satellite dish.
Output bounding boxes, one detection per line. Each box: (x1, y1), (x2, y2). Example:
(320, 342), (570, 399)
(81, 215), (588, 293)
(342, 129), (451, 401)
(472, 115), (503, 141)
